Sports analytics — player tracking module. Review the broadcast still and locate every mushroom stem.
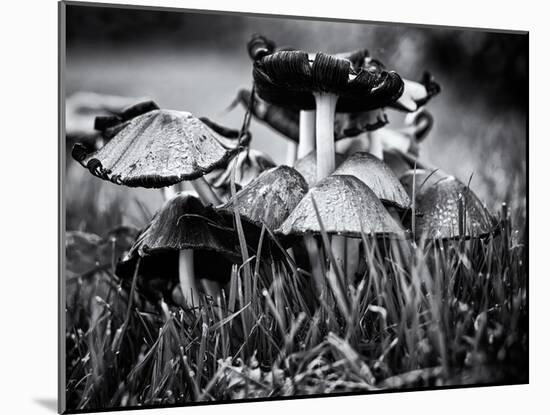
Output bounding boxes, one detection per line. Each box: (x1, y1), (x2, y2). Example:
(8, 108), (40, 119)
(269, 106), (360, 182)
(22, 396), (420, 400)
(313, 92), (339, 181)
(179, 249), (199, 307)
(162, 182), (183, 201)
(285, 141), (298, 166)
(328, 234), (349, 315)
(345, 238), (360, 285)
(330, 235), (346, 278)
(298, 110), (316, 158)
(367, 112), (384, 160)
(191, 176), (221, 206)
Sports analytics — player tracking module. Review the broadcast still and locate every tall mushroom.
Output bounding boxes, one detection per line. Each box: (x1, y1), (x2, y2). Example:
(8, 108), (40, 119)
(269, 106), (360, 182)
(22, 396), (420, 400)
(116, 193), (242, 306)
(278, 175), (404, 308)
(253, 48), (404, 181)
(72, 108), (246, 206)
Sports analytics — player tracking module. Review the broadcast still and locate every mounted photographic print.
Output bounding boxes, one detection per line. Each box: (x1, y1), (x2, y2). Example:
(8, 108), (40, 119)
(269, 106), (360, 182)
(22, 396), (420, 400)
(59, 1), (528, 413)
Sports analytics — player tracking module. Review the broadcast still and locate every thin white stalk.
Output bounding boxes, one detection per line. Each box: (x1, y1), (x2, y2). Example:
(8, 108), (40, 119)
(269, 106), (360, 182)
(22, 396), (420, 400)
(298, 110), (316, 158)
(345, 238), (360, 286)
(191, 176), (221, 206)
(162, 186), (177, 202)
(285, 141), (298, 166)
(331, 235), (346, 278)
(328, 234), (349, 316)
(359, 111), (382, 160)
(162, 182), (184, 202)
(179, 249), (199, 307)
(313, 92), (338, 181)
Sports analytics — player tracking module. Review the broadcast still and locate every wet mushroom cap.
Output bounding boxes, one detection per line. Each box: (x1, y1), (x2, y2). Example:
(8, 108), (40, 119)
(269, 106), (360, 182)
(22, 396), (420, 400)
(116, 194), (240, 284)
(278, 174), (404, 238)
(294, 150), (346, 186)
(72, 109), (238, 188)
(253, 50), (404, 112)
(217, 165), (309, 230)
(410, 176), (496, 239)
(332, 152), (411, 210)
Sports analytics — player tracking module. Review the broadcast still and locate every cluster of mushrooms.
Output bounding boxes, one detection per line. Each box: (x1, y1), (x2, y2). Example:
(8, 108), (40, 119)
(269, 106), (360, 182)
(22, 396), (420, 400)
(72, 34), (497, 310)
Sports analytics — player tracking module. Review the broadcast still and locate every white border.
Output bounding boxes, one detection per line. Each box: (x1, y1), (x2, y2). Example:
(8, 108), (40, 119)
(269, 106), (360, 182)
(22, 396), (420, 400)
(0, 0), (544, 414)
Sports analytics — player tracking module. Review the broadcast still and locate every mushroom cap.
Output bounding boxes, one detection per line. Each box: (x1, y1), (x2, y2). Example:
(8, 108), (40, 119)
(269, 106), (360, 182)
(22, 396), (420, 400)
(410, 176), (496, 239)
(217, 165), (309, 230)
(294, 150), (346, 187)
(332, 152), (411, 210)
(278, 174), (404, 238)
(72, 109), (238, 188)
(134, 193), (240, 257)
(253, 50), (404, 112)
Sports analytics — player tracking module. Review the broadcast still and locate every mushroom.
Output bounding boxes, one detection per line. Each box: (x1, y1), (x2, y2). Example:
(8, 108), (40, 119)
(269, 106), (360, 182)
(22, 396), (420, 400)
(332, 152), (411, 213)
(279, 174), (403, 237)
(116, 193), (241, 306)
(400, 170), (496, 240)
(72, 108), (247, 206)
(278, 175), (404, 308)
(216, 165), (309, 247)
(251, 44), (403, 180)
(294, 150), (346, 187)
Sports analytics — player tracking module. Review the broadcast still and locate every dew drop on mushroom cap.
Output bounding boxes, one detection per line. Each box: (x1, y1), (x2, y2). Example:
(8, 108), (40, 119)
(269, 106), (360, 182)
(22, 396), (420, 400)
(72, 108), (244, 206)
(278, 174), (404, 238)
(332, 152), (411, 211)
(401, 173), (496, 240)
(116, 193), (242, 306)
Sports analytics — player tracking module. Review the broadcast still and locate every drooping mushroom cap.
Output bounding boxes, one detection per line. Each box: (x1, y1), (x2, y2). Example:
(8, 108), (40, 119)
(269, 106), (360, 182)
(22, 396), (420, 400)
(207, 148), (277, 194)
(294, 150), (346, 186)
(278, 175), (404, 238)
(217, 165), (308, 230)
(410, 176), (496, 239)
(72, 109), (239, 188)
(252, 48), (404, 112)
(332, 152), (411, 210)
(136, 194), (239, 256)
(116, 193), (241, 285)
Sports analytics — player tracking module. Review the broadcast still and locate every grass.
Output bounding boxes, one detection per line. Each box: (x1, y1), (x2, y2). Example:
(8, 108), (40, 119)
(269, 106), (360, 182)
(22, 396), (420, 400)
(64, 199), (527, 412)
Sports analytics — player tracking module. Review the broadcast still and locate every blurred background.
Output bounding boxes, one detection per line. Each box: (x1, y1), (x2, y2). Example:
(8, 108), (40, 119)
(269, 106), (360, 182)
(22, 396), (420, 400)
(65, 4), (527, 235)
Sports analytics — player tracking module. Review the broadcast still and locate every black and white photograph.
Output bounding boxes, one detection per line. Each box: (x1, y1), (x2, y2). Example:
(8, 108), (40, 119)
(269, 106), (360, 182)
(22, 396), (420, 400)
(60, 1), (528, 413)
